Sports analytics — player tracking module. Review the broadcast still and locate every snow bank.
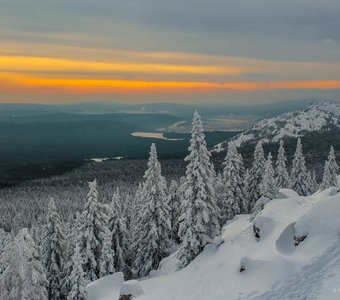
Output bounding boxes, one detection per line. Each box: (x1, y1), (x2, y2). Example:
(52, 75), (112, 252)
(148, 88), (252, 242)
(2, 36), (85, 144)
(120, 280), (144, 298)
(87, 272), (124, 300)
(89, 189), (340, 299)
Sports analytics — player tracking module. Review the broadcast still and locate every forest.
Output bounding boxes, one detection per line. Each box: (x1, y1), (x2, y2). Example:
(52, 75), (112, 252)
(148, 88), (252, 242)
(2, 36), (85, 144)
(0, 111), (338, 299)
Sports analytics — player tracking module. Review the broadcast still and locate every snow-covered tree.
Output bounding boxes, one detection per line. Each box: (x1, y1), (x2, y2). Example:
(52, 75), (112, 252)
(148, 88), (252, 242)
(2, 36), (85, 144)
(133, 143), (171, 277)
(260, 153), (277, 200)
(177, 111), (220, 269)
(290, 138), (310, 196)
(42, 198), (65, 300)
(167, 180), (181, 243)
(109, 188), (128, 275)
(98, 224), (115, 278)
(243, 169), (251, 212)
(275, 140), (290, 189)
(0, 228), (48, 299)
(67, 245), (87, 300)
(77, 180), (114, 281)
(222, 142), (245, 222)
(311, 170), (318, 193)
(320, 146), (339, 190)
(214, 173), (227, 225)
(247, 141), (266, 211)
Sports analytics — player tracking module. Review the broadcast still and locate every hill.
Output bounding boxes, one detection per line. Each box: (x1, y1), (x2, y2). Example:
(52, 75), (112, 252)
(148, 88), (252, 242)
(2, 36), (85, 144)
(87, 187), (340, 300)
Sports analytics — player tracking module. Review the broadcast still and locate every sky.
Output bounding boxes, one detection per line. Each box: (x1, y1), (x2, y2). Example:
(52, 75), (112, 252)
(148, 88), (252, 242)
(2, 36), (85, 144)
(0, 0), (340, 104)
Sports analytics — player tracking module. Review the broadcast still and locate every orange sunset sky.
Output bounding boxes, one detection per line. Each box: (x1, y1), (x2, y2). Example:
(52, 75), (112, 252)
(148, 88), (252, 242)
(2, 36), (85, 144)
(1, 0), (340, 104)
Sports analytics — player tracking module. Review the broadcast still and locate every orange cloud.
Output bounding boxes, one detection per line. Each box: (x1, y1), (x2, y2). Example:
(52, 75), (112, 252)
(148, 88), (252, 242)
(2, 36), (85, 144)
(0, 55), (249, 76)
(1, 72), (340, 94)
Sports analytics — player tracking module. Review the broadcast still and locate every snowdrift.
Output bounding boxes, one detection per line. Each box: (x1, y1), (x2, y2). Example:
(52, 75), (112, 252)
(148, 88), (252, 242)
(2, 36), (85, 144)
(88, 188), (340, 300)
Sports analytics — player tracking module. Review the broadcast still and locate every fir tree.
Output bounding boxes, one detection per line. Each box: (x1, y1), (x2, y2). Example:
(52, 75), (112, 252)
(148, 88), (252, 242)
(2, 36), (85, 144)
(222, 142), (245, 222)
(167, 180), (181, 243)
(77, 180), (114, 281)
(42, 198), (65, 300)
(320, 146), (339, 190)
(290, 138), (310, 196)
(275, 140), (290, 189)
(177, 111), (220, 269)
(98, 224), (115, 278)
(260, 153), (277, 200)
(133, 143), (171, 277)
(306, 171), (315, 195)
(109, 188), (128, 275)
(248, 141), (266, 210)
(243, 169), (251, 212)
(67, 245), (87, 300)
(311, 170), (318, 192)
(214, 173), (227, 225)
(0, 228), (48, 299)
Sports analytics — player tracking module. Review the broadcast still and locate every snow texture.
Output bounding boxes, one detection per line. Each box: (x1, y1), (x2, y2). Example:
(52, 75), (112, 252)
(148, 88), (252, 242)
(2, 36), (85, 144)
(88, 188), (340, 300)
(213, 101), (340, 151)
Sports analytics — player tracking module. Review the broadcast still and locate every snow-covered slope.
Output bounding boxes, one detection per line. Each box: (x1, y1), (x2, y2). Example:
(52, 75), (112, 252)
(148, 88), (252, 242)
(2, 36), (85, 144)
(213, 101), (340, 152)
(88, 188), (340, 300)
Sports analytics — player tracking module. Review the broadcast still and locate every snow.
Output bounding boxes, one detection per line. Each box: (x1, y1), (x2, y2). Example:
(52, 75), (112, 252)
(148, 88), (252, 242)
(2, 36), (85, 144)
(87, 188), (340, 300)
(87, 272), (124, 300)
(120, 280), (144, 297)
(212, 101), (340, 151)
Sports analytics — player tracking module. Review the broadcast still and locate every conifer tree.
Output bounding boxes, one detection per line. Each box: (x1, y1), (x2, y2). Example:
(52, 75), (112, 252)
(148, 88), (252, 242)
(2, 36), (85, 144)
(167, 180), (181, 243)
(67, 245), (87, 300)
(260, 153), (277, 200)
(133, 143), (171, 277)
(290, 138), (310, 196)
(109, 188), (128, 275)
(42, 198), (65, 300)
(177, 111), (220, 269)
(275, 140), (290, 189)
(214, 173), (227, 225)
(77, 180), (114, 281)
(243, 169), (251, 212)
(98, 225), (115, 278)
(0, 229), (48, 299)
(222, 142), (245, 222)
(248, 141), (266, 210)
(320, 146), (339, 190)
(311, 170), (318, 192)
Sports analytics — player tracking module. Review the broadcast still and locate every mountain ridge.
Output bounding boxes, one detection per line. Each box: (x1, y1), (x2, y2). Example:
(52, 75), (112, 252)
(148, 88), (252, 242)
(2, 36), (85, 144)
(213, 101), (340, 153)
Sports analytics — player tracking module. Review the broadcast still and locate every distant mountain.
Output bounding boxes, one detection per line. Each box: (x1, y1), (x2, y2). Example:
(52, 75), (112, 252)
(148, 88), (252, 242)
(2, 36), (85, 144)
(213, 101), (340, 152)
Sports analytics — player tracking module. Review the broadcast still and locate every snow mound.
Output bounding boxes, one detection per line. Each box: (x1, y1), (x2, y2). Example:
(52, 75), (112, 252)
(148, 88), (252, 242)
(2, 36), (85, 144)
(87, 272), (124, 300)
(120, 280), (144, 298)
(91, 189), (340, 299)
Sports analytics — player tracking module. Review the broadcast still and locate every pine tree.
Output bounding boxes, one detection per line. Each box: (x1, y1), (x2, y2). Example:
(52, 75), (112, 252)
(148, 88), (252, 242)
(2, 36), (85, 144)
(0, 228), (48, 299)
(260, 153), (277, 200)
(98, 224), (115, 278)
(222, 142), (245, 222)
(311, 170), (318, 192)
(133, 143), (171, 277)
(275, 140), (290, 189)
(109, 188), (128, 275)
(214, 173), (227, 225)
(306, 171), (315, 195)
(177, 111), (220, 269)
(248, 141), (266, 210)
(320, 146), (339, 190)
(167, 180), (181, 243)
(290, 138), (310, 196)
(77, 180), (114, 281)
(243, 169), (251, 212)
(42, 198), (65, 300)
(67, 245), (87, 300)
